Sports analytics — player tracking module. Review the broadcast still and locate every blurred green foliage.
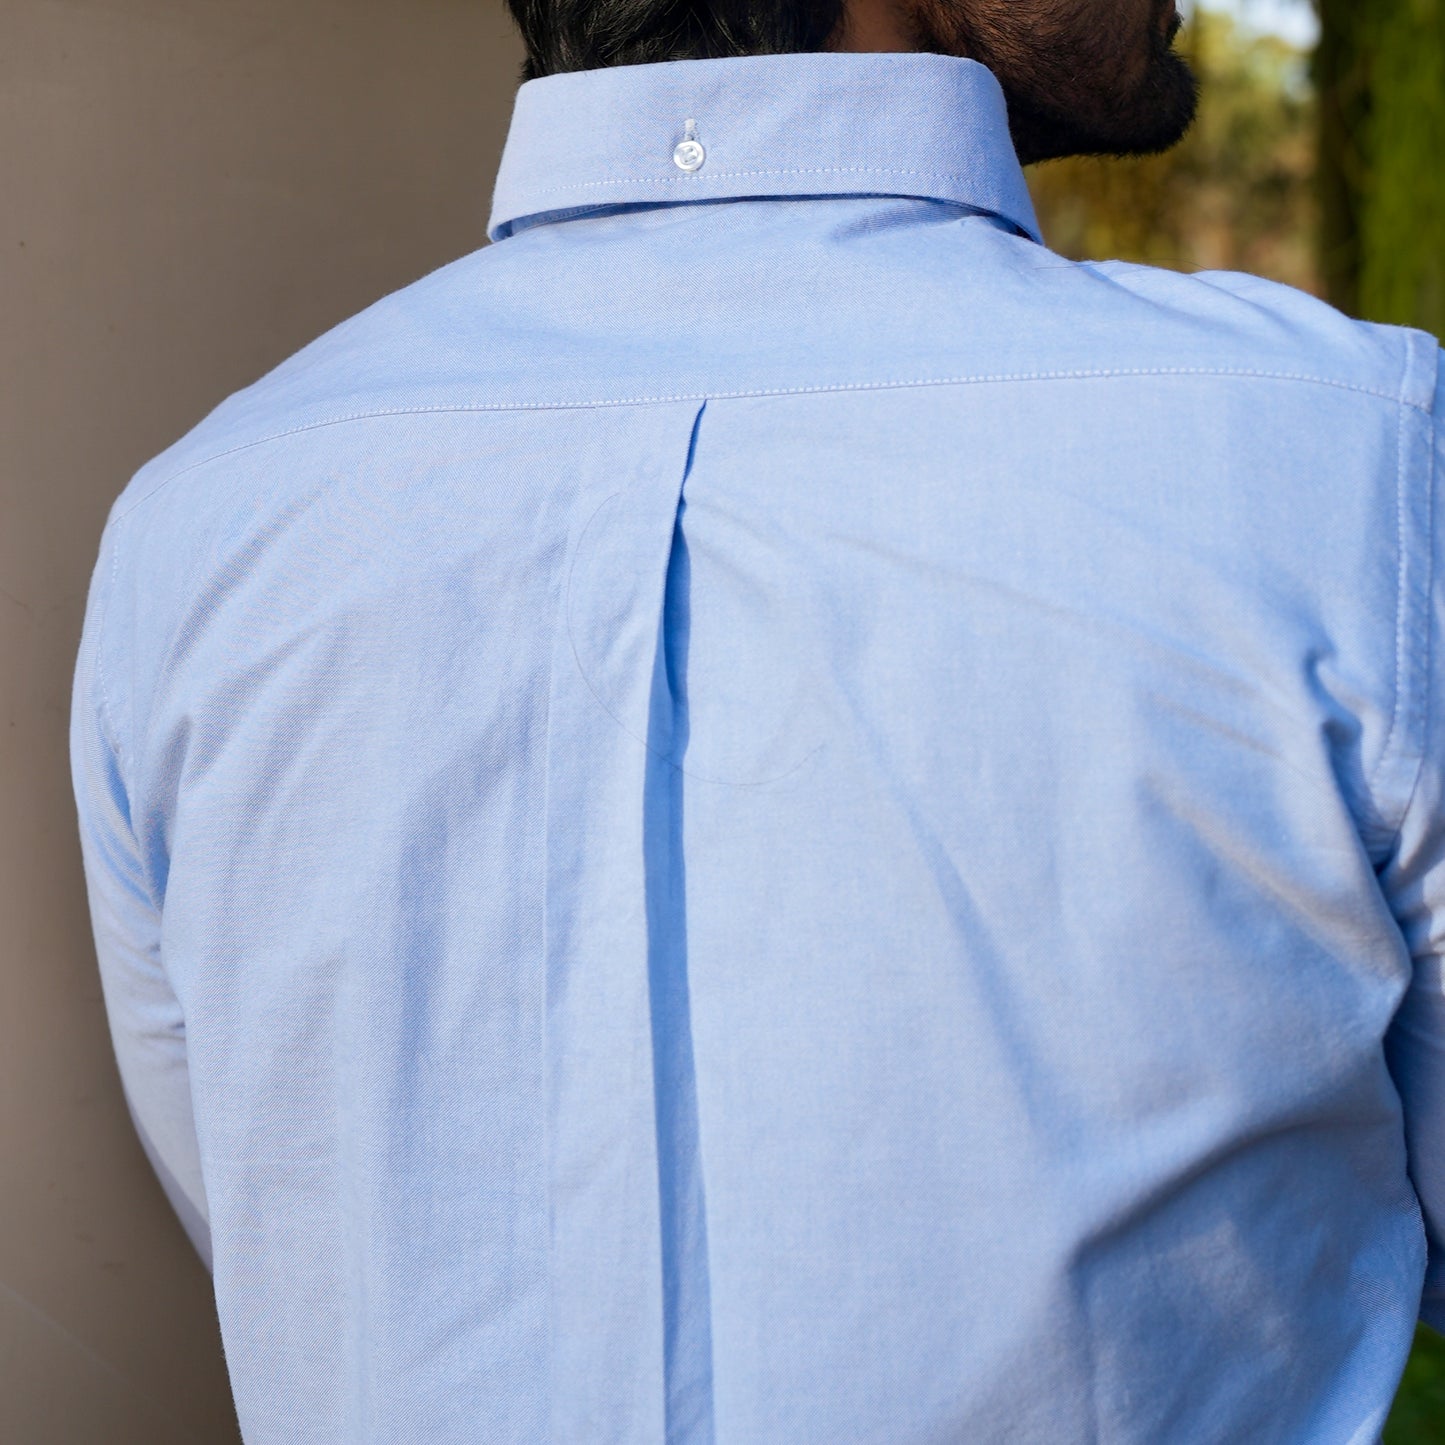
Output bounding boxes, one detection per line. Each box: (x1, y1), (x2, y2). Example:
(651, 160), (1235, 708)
(1027, 0), (1445, 340)
(1026, 8), (1320, 293)
(1385, 1327), (1445, 1444)
(1317, 0), (1445, 335)
(1351, 0), (1445, 335)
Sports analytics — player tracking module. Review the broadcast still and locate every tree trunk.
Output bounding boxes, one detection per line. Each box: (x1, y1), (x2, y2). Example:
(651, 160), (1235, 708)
(1313, 0), (1369, 317)
(1359, 0), (1445, 336)
(1315, 0), (1445, 337)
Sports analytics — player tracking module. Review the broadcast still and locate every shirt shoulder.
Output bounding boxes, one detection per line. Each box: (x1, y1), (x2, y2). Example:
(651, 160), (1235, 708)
(999, 244), (1438, 412)
(103, 243), (508, 530)
(101, 214), (1442, 543)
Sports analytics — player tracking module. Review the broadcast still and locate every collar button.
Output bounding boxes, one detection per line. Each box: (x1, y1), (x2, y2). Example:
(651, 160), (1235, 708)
(673, 139), (705, 172)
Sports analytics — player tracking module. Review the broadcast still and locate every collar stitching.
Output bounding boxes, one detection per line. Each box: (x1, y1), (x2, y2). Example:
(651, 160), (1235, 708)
(513, 165), (1015, 198)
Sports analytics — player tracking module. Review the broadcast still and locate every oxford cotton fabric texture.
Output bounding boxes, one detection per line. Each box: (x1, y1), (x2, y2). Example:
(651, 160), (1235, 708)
(70, 48), (1445, 1444)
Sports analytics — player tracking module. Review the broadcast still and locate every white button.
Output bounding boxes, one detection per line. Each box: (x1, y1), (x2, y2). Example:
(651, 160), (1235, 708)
(673, 139), (705, 172)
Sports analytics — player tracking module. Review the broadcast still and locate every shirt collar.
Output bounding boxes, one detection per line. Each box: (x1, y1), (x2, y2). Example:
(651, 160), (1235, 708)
(486, 50), (1042, 244)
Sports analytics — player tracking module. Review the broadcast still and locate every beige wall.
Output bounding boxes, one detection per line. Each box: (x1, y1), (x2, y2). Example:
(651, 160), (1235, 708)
(1, 3), (523, 1437)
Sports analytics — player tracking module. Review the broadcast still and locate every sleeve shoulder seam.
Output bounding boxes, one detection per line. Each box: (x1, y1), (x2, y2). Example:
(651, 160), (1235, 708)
(1373, 336), (1443, 851)
(91, 516), (130, 786)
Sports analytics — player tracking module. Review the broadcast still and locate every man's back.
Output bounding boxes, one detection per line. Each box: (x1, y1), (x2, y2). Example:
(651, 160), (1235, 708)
(72, 51), (1445, 1443)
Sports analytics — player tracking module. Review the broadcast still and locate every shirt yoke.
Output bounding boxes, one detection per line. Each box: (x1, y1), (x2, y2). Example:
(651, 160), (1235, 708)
(105, 209), (1436, 539)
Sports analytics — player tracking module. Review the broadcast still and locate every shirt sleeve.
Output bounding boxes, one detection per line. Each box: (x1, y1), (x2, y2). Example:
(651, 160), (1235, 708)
(1383, 350), (1445, 1336)
(69, 520), (212, 1271)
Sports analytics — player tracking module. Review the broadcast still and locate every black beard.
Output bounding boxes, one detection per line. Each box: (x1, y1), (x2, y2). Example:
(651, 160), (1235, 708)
(905, 3), (1200, 165)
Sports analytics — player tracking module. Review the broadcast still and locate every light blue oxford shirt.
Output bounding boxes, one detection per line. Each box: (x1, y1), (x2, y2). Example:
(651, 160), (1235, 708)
(71, 47), (1445, 1444)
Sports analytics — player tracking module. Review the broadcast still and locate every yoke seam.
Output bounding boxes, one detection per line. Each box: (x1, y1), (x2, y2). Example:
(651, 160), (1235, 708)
(113, 365), (1422, 524)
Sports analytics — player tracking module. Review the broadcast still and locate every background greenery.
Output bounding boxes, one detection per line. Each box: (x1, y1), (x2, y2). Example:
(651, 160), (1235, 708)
(1026, 5), (1445, 1435)
(1390, 1329), (1445, 1443)
(1029, 9), (1318, 291)
(1026, 0), (1445, 337)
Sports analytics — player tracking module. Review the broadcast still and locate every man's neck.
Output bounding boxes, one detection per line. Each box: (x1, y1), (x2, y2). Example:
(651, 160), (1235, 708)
(826, 0), (926, 53)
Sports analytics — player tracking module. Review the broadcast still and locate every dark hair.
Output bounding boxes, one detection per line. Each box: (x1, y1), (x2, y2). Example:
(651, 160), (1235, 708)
(502, 0), (849, 83)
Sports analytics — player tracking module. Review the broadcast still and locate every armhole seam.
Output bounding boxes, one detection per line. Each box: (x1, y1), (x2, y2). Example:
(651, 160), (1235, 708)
(1374, 334), (1441, 853)
(93, 518), (128, 788)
